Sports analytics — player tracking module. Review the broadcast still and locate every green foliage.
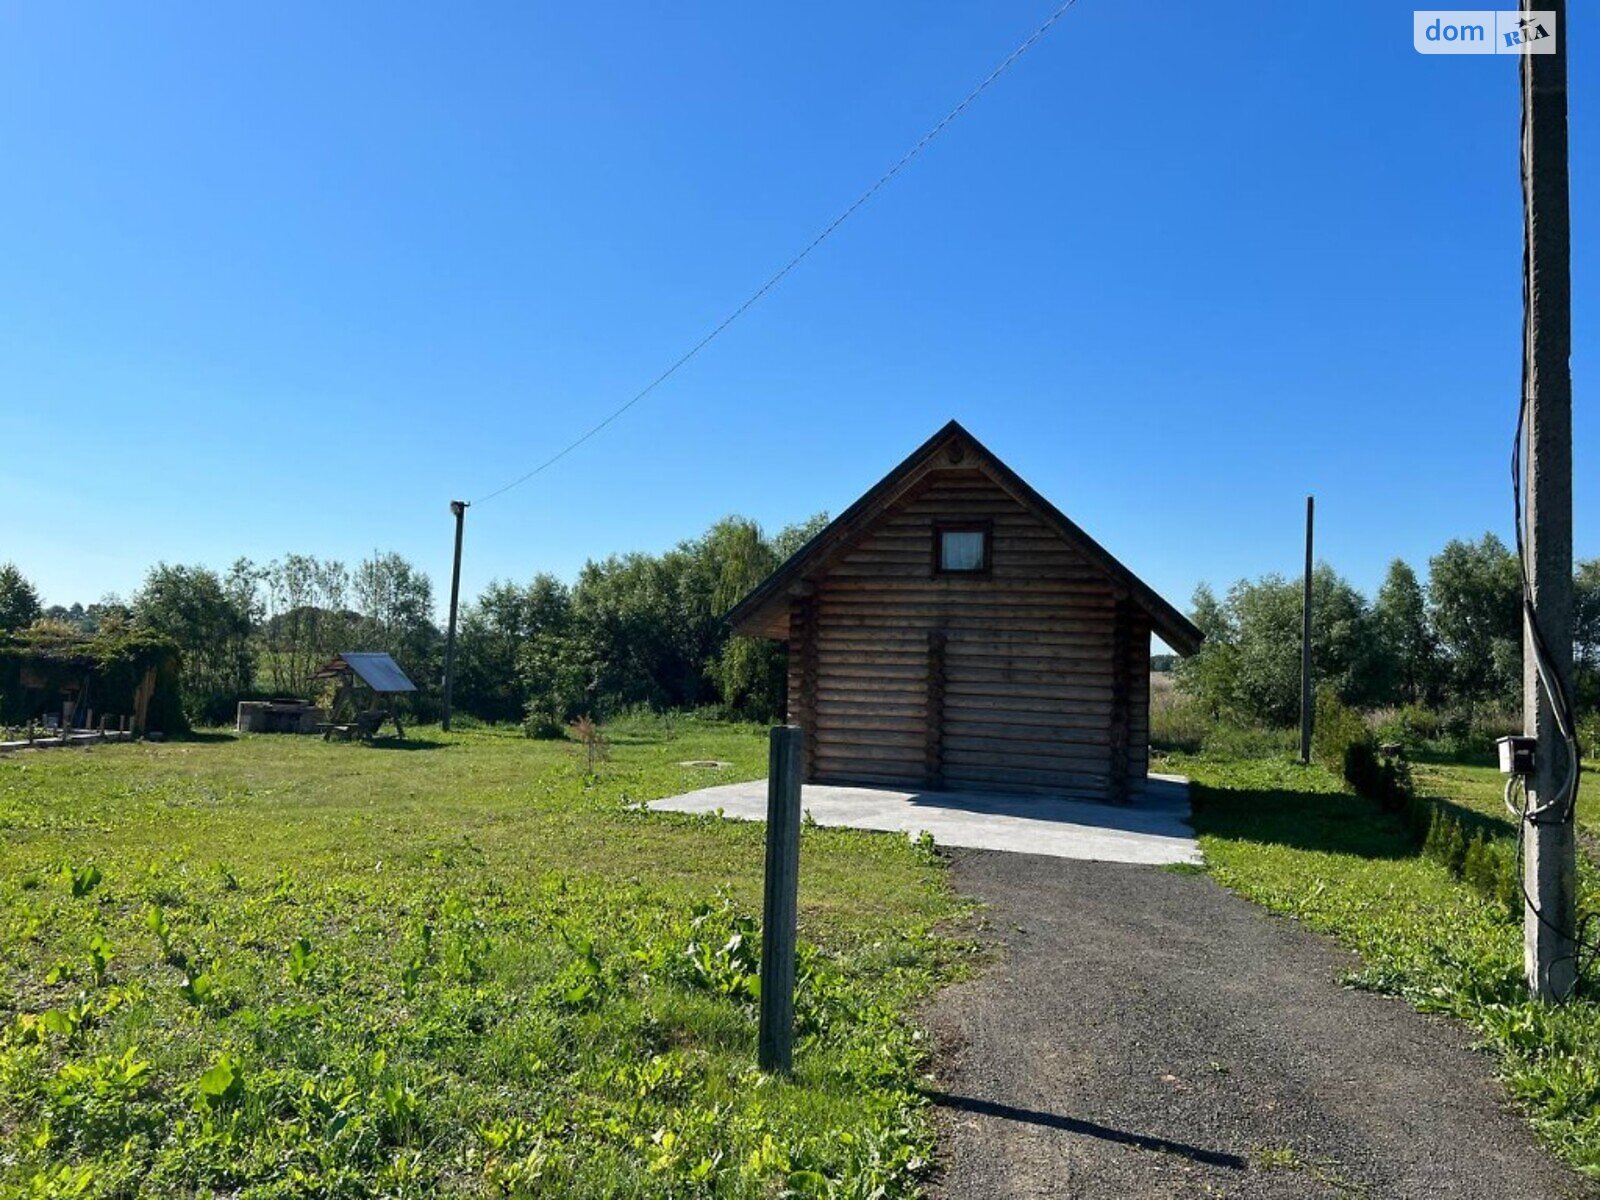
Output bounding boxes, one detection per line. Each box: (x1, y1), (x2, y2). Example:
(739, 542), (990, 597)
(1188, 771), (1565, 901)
(0, 723), (968, 1197)
(350, 551), (440, 710)
(0, 627), (185, 733)
(1373, 560), (1440, 705)
(1428, 534), (1522, 710)
(253, 554), (353, 697)
(454, 513), (826, 729)
(0, 562), (43, 632)
(1310, 687), (1370, 774)
(1173, 536), (1600, 732)
(1175, 568), (1381, 726)
(132, 563), (255, 725)
(456, 575), (575, 724)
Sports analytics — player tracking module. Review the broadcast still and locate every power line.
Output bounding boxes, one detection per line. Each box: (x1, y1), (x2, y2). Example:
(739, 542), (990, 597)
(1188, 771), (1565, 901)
(472, 0), (1082, 505)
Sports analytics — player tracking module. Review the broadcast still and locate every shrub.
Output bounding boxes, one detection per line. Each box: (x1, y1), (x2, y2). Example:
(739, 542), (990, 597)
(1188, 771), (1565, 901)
(1370, 703), (1442, 747)
(522, 708), (566, 740)
(1312, 686), (1371, 774)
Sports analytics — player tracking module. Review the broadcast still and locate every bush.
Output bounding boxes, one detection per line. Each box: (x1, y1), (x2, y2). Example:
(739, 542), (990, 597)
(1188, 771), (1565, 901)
(1370, 703), (1442, 747)
(1432, 707), (1521, 762)
(522, 708), (566, 740)
(1311, 689), (1517, 911)
(1312, 686), (1371, 774)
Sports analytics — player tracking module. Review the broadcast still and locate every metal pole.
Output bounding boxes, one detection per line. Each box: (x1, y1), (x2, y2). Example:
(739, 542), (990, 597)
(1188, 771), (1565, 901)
(440, 500), (469, 732)
(1300, 495), (1314, 764)
(1519, 0), (1575, 1001)
(759, 725), (803, 1073)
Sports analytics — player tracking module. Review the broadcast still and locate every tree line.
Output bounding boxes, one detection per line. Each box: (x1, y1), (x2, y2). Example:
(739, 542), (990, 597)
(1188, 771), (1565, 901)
(12, 524), (1594, 735)
(0, 513), (826, 729)
(1175, 533), (1600, 726)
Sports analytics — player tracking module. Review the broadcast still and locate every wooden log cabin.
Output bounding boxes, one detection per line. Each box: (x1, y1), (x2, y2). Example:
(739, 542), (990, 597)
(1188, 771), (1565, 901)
(726, 421), (1202, 802)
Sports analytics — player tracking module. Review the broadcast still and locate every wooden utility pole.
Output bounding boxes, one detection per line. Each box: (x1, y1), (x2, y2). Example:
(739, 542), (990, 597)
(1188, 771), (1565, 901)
(440, 500), (469, 732)
(1519, 0), (1575, 1001)
(1300, 495), (1314, 764)
(758, 726), (803, 1073)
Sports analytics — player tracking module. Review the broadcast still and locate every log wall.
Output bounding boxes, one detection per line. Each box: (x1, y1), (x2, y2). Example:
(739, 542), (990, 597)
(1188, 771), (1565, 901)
(785, 466), (1153, 800)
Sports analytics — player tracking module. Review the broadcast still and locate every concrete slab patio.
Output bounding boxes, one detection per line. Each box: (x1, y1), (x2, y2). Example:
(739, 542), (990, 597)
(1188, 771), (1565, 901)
(649, 774), (1200, 866)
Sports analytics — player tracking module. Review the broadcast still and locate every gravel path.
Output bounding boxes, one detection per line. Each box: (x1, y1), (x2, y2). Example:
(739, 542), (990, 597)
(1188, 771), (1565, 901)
(925, 849), (1595, 1199)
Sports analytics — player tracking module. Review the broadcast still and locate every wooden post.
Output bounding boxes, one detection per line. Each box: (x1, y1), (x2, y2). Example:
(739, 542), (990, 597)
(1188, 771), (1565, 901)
(1519, 0), (1575, 1001)
(1109, 596), (1133, 801)
(1299, 496), (1315, 764)
(26, 721), (35, 745)
(788, 591), (819, 781)
(759, 725), (803, 1073)
(440, 500), (469, 732)
(924, 631), (947, 789)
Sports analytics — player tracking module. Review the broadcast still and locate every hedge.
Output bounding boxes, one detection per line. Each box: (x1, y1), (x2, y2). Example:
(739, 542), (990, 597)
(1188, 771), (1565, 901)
(1314, 688), (1519, 917)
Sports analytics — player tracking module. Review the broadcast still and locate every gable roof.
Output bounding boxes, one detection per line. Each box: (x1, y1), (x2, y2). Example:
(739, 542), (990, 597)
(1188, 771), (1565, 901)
(725, 419), (1203, 655)
(312, 652), (418, 693)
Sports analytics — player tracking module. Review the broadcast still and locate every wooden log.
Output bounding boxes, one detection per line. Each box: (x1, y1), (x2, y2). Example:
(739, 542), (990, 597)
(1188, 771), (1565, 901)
(925, 630), (946, 789)
(1108, 597), (1132, 802)
(759, 727), (803, 1074)
(788, 596), (820, 781)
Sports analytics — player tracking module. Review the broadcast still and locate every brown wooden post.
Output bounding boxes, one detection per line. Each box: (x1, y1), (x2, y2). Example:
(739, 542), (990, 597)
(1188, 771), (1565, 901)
(759, 725), (803, 1073)
(925, 630), (947, 789)
(1108, 596), (1133, 802)
(788, 590), (819, 781)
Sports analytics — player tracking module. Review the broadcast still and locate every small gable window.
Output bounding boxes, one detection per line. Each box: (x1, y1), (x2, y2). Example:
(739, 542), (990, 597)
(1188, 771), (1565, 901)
(935, 524), (991, 575)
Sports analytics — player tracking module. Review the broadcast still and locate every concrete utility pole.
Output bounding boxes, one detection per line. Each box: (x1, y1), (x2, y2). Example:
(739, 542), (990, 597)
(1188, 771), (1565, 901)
(1300, 496), (1314, 765)
(1519, 0), (1576, 1001)
(440, 500), (469, 732)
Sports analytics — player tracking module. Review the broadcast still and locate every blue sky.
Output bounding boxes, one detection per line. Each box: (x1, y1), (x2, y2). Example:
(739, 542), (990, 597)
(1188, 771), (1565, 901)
(2, 2), (1592, 638)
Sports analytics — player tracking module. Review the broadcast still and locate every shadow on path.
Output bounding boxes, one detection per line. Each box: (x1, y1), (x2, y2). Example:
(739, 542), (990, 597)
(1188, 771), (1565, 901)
(925, 1090), (1247, 1170)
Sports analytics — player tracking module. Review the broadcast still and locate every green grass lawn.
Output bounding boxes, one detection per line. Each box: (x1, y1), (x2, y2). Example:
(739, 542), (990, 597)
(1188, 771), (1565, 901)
(0, 720), (967, 1198)
(1166, 747), (1600, 1179)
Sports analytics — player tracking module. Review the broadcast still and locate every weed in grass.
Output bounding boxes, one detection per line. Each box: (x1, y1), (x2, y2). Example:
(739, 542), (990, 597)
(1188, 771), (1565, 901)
(0, 723), (969, 1197)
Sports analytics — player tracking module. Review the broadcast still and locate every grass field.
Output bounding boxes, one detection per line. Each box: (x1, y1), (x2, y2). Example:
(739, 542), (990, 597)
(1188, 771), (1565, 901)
(1168, 747), (1600, 1179)
(0, 720), (968, 1198)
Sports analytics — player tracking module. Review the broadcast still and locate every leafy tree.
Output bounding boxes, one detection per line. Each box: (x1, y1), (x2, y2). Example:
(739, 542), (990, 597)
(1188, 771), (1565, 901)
(1428, 534), (1521, 708)
(0, 563), (42, 631)
(1174, 568), (1378, 725)
(1373, 559), (1439, 705)
(133, 563), (256, 722)
(352, 552), (439, 692)
(256, 555), (353, 696)
(456, 574), (574, 723)
(1172, 583), (1240, 717)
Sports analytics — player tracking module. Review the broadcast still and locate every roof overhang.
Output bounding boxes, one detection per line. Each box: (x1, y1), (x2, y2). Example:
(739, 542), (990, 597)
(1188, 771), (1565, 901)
(725, 420), (1204, 656)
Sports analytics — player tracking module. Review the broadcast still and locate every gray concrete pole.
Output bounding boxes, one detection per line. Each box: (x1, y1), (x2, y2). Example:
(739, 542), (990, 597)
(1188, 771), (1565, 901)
(1520, 0), (1576, 1002)
(440, 500), (468, 732)
(759, 726), (803, 1072)
(1300, 496), (1314, 765)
